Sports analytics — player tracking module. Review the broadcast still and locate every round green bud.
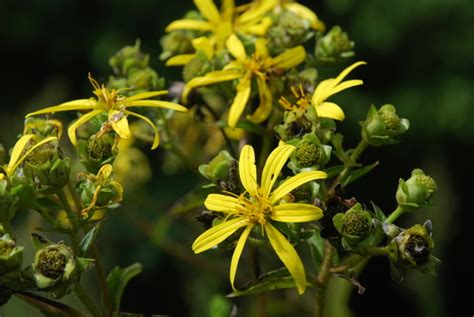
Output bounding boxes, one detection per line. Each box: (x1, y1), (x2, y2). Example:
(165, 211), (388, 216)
(396, 169), (437, 210)
(78, 133), (118, 173)
(316, 26), (355, 63)
(160, 30), (195, 61)
(0, 233), (23, 274)
(378, 104), (401, 130)
(127, 67), (161, 91)
(341, 210), (371, 237)
(33, 244), (76, 289)
(199, 151), (237, 183)
(183, 53), (212, 82)
(295, 141), (320, 167)
(109, 41), (149, 76)
(268, 11), (310, 53)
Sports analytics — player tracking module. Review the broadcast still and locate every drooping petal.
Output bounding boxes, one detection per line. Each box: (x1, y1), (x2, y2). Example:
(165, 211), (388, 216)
(270, 171), (327, 204)
(194, 0), (222, 25)
(182, 70), (242, 103)
(230, 224), (254, 290)
(192, 36), (214, 60)
(239, 145), (258, 196)
(125, 100), (187, 112)
(228, 75), (251, 128)
(264, 223), (307, 294)
(67, 110), (103, 145)
(260, 144), (295, 197)
(316, 102), (345, 121)
(285, 2), (325, 31)
(205, 194), (243, 214)
(192, 217), (249, 254)
(124, 91), (168, 102)
(226, 34), (247, 60)
(165, 54), (196, 66)
(109, 110), (131, 140)
(246, 75), (272, 124)
(125, 110), (160, 150)
(165, 19), (214, 32)
(271, 46), (306, 70)
(7, 135), (57, 176)
(271, 203), (323, 222)
(332, 61), (366, 87)
(26, 99), (97, 117)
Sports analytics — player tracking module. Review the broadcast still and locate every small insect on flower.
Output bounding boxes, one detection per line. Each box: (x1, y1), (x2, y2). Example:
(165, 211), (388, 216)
(26, 74), (187, 150)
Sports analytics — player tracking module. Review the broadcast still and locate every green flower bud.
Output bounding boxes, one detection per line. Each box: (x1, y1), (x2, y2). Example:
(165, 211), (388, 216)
(183, 52), (213, 82)
(315, 26), (355, 63)
(23, 117), (62, 138)
(0, 233), (23, 274)
(33, 244), (77, 289)
(77, 133), (118, 174)
(287, 133), (331, 171)
(160, 30), (195, 61)
(109, 41), (149, 76)
(268, 11), (312, 54)
(333, 203), (373, 242)
(361, 104), (410, 147)
(396, 169), (437, 210)
(199, 151), (239, 192)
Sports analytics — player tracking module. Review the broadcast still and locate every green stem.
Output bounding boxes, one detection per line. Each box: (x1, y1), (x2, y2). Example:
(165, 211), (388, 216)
(314, 241), (335, 317)
(91, 243), (113, 317)
(74, 282), (102, 317)
(201, 103), (237, 158)
(385, 206), (405, 224)
(57, 189), (80, 253)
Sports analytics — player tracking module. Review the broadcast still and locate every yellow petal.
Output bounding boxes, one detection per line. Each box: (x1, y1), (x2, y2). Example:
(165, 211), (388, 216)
(125, 110), (160, 150)
(125, 100), (187, 112)
(332, 61), (366, 87)
(165, 54), (195, 66)
(260, 144), (294, 197)
(226, 34), (247, 60)
(311, 78), (334, 105)
(329, 79), (363, 96)
(194, 0), (222, 25)
(26, 99), (96, 117)
(230, 224), (253, 291)
(7, 135), (57, 176)
(238, 145), (258, 196)
(247, 76), (272, 124)
(271, 203), (323, 222)
(228, 76), (251, 128)
(109, 110), (131, 140)
(285, 3), (325, 31)
(165, 19), (213, 32)
(204, 194), (243, 214)
(270, 171), (327, 204)
(255, 38), (269, 58)
(182, 70), (242, 103)
(237, 0), (276, 24)
(316, 102), (345, 121)
(125, 91), (168, 102)
(271, 46), (306, 70)
(241, 16), (273, 36)
(192, 36), (214, 60)
(264, 223), (306, 294)
(67, 110), (103, 146)
(221, 0), (235, 21)
(192, 217), (249, 254)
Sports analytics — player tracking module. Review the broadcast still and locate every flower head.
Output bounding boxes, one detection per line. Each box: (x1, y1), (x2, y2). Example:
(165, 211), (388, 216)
(192, 144), (327, 294)
(26, 75), (187, 149)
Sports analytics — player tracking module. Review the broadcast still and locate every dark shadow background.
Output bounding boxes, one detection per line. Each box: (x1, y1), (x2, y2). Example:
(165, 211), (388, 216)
(0, 0), (472, 316)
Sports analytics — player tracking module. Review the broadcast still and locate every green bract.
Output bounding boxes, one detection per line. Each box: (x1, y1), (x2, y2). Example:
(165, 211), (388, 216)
(287, 133), (331, 172)
(396, 168), (437, 210)
(315, 26), (355, 63)
(0, 233), (23, 274)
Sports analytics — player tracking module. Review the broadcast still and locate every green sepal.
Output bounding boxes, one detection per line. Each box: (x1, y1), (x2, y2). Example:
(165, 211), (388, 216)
(79, 224), (100, 257)
(371, 202), (386, 222)
(76, 258), (96, 273)
(308, 230), (325, 272)
(418, 255), (441, 276)
(106, 262), (143, 312)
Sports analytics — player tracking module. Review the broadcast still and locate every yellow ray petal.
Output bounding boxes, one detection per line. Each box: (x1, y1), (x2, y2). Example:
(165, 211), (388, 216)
(316, 102), (345, 121)
(194, 0), (222, 25)
(165, 54), (196, 66)
(311, 79), (334, 105)
(270, 171), (327, 204)
(182, 70), (242, 103)
(255, 38), (269, 58)
(260, 144), (294, 197)
(271, 203), (323, 222)
(165, 19), (213, 32)
(192, 36), (214, 59)
(7, 135), (57, 176)
(125, 110), (160, 150)
(237, 0), (276, 24)
(205, 194), (243, 214)
(332, 61), (366, 87)
(226, 34), (247, 60)
(239, 145), (258, 196)
(222, 0), (235, 20)
(230, 224), (253, 291)
(241, 16), (273, 36)
(264, 223), (306, 294)
(125, 100), (187, 112)
(109, 110), (131, 140)
(192, 217), (249, 253)
(247, 75), (272, 124)
(228, 76), (251, 128)
(26, 99), (96, 117)
(124, 91), (168, 102)
(271, 46), (306, 70)
(285, 3), (325, 31)
(67, 110), (103, 146)
(328, 79), (363, 96)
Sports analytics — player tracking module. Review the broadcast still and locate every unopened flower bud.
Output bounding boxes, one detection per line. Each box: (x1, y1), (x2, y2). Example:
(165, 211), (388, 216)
(333, 203), (373, 246)
(183, 52), (212, 82)
(288, 133), (331, 171)
(109, 41), (149, 76)
(268, 11), (311, 53)
(396, 169), (437, 210)
(0, 233), (23, 274)
(361, 104), (410, 147)
(315, 26), (355, 63)
(33, 244), (77, 289)
(160, 30), (195, 61)
(199, 151), (238, 192)
(78, 133), (118, 173)
(23, 118), (62, 138)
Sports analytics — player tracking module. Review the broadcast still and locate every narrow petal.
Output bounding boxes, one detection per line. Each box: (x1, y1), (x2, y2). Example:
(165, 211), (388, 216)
(247, 76), (272, 124)
(316, 102), (345, 121)
(26, 99), (96, 117)
(242, 17), (273, 36)
(237, 0), (276, 24)
(109, 110), (131, 140)
(7, 135), (57, 176)
(67, 110), (102, 145)
(228, 76), (251, 128)
(230, 224), (254, 290)
(270, 171), (327, 204)
(125, 100), (187, 112)
(329, 79), (363, 96)
(221, 0), (235, 21)
(205, 194), (243, 214)
(332, 61), (367, 87)
(194, 0), (222, 25)
(165, 19), (213, 32)
(182, 70), (242, 103)
(239, 145), (258, 196)
(255, 38), (269, 58)
(125, 91), (168, 102)
(311, 79), (334, 106)
(271, 46), (306, 70)
(192, 36), (214, 59)
(271, 203), (323, 222)
(125, 110), (160, 149)
(264, 223), (307, 294)
(260, 144), (295, 197)
(192, 217), (249, 254)
(165, 54), (195, 66)
(226, 34), (247, 60)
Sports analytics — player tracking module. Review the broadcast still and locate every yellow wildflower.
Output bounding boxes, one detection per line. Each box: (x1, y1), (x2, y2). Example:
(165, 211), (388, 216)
(192, 144), (326, 294)
(26, 75), (187, 150)
(182, 34), (306, 127)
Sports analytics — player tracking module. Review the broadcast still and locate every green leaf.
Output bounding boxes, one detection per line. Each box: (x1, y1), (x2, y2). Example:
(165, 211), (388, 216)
(342, 161), (379, 186)
(234, 119), (264, 135)
(15, 291), (87, 317)
(324, 165), (344, 178)
(330, 133), (347, 163)
(308, 231), (325, 272)
(371, 202), (386, 222)
(106, 263), (143, 311)
(79, 224), (100, 256)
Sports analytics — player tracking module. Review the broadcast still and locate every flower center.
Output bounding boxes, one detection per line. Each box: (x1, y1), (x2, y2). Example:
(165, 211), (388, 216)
(238, 192), (273, 224)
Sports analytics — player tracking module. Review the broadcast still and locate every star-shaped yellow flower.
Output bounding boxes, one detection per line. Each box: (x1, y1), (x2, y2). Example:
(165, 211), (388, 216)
(26, 75), (187, 149)
(192, 144), (327, 294)
(182, 34), (306, 127)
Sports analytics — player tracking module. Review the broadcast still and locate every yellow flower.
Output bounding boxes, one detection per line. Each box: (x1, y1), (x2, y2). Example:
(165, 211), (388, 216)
(192, 144), (326, 294)
(166, 36), (215, 66)
(166, 0), (275, 56)
(182, 34), (306, 127)
(26, 75), (187, 150)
